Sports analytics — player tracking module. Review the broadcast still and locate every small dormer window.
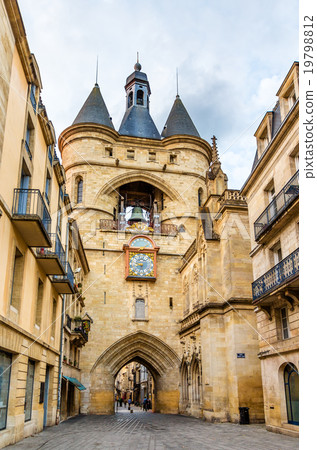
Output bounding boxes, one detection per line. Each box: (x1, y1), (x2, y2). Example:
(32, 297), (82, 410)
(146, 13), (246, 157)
(128, 92), (133, 108)
(288, 90), (296, 109)
(258, 127), (269, 155)
(137, 90), (144, 106)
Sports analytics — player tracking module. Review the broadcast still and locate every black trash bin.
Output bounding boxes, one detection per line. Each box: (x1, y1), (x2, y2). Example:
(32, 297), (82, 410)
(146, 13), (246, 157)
(239, 407), (250, 424)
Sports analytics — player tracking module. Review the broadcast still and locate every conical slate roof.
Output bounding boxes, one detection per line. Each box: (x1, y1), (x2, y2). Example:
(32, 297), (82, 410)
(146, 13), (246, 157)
(161, 95), (200, 138)
(73, 84), (114, 129)
(119, 106), (161, 140)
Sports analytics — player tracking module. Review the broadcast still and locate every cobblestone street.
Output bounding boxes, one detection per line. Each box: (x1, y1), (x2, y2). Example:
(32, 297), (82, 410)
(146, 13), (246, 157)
(9, 406), (298, 450)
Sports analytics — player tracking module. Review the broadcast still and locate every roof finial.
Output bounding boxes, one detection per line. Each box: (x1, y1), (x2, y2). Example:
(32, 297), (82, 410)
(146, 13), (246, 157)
(211, 135), (220, 162)
(134, 52), (142, 71)
(176, 68), (179, 97)
(95, 55), (99, 86)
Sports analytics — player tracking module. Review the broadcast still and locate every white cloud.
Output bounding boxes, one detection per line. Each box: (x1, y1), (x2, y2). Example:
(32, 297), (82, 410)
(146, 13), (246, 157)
(18, 0), (299, 188)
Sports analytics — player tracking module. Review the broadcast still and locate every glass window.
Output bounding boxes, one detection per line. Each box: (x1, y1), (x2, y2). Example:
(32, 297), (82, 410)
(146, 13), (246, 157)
(284, 364), (299, 425)
(45, 173), (51, 204)
(135, 299), (145, 319)
(35, 279), (44, 327)
(0, 351), (12, 430)
(24, 360), (35, 422)
(51, 299), (57, 338)
(77, 178), (83, 203)
(281, 307), (290, 339)
(10, 248), (24, 310)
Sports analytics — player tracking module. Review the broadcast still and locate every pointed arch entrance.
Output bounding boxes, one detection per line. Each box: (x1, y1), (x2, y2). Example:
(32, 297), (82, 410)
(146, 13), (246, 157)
(89, 331), (181, 414)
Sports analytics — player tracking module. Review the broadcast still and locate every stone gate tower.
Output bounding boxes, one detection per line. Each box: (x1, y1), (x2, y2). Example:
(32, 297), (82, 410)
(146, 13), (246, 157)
(59, 61), (264, 422)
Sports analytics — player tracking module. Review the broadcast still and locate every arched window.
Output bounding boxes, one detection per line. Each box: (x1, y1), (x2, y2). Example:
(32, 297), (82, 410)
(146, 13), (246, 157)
(135, 298), (145, 319)
(198, 188), (203, 207)
(128, 92), (133, 108)
(284, 363), (299, 425)
(137, 90), (144, 106)
(76, 178), (83, 204)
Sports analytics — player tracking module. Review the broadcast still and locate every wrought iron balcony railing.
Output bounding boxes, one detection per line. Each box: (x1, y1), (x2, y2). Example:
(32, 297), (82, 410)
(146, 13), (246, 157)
(252, 248), (299, 301)
(254, 171), (299, 241)
(36, 233), (65, 261)
(12, 188), (51, 234)
(99, 219), (178, 235)
(52, 262), (74, 288)
(72, 319), (88, 341)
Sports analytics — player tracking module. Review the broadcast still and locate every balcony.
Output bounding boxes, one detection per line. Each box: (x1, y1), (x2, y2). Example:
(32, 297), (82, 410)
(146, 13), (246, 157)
(35, 234), (66, 275)
(99, 219), (178, 236)
(252, 248), (299, 302)
(12, 189), (51, 247)
(69, 319), (89, 346)
(51, 262), (75, 294)
(254, 171), (299, 242)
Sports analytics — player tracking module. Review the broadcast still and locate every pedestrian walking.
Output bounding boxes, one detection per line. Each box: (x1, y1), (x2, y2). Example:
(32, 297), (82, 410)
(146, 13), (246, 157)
(143, 397), (147, 411)
(128, 398), (132, 410)
(119, 398), (123, 407)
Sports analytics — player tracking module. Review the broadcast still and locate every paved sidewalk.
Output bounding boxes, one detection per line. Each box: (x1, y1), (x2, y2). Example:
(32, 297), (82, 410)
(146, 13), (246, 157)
(8, 407), (298, 450)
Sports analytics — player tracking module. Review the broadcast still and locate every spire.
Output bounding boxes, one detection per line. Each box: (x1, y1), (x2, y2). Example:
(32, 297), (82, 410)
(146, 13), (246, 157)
(161, 96), (200, 138)
(73, 84), (114, 129)
(211, 135), (219, 162)
(118, 60), (160, 140)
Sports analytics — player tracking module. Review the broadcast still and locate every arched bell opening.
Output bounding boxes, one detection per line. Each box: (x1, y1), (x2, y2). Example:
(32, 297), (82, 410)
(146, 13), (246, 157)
(117, 180), (166, 230)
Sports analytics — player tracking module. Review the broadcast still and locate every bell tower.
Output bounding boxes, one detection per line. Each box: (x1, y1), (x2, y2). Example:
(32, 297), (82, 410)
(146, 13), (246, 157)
(118, 59), (161, 139)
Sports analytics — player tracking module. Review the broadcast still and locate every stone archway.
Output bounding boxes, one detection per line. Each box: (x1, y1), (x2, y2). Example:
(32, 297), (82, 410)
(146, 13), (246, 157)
(89, 331), (181, 415)
(94, 170), (183, 203)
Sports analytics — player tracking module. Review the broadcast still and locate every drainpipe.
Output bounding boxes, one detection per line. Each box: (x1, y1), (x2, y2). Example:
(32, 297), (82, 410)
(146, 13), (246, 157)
(56, 219), (70, 424)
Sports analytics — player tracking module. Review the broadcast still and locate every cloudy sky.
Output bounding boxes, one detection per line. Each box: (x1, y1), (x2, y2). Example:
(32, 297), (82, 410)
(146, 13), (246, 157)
(19, 0), (299, 188)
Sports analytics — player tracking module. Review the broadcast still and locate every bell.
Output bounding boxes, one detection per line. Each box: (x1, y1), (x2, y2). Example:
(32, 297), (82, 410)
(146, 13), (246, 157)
(129, 206), (146, 223)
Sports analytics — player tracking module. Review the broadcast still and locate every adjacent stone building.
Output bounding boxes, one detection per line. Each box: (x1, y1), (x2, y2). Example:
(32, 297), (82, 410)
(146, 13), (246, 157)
(241, 62), (299, 437)
(0, 1), (90, 446)
(59, 60), (264, 422)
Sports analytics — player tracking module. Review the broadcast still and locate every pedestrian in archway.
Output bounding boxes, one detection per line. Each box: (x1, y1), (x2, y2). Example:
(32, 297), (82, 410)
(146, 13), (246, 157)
(143, 397), (147, 411)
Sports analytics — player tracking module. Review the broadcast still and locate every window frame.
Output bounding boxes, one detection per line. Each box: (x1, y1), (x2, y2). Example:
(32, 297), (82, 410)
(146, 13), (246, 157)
(0, 351), (12, 430)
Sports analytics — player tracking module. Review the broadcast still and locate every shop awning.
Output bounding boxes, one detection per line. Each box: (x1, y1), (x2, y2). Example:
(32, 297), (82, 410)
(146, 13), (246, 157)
(63, 375), (86, 391)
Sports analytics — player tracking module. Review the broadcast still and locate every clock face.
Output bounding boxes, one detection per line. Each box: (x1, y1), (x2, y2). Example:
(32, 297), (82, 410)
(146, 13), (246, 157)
(129, 252), (154, 277)
(130, 237), (153, 248)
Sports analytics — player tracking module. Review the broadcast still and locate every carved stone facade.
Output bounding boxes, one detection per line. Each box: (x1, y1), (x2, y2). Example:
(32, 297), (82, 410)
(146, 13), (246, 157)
(58, 62), (264, 424)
